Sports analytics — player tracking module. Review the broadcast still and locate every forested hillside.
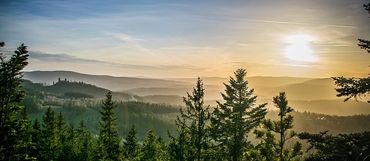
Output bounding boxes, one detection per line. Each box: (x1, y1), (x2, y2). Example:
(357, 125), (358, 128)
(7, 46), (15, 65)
(21, 79), (370, 139)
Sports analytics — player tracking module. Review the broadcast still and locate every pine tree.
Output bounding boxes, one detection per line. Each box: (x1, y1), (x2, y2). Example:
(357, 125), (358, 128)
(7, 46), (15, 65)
(13, 107), (35, 161)
(255, 92), (302, 161)
(40, 107), (58, 161)
(210, 68), (267, 161)
(124, 125), (140, 160)
(140, 130), (167, 161)
(76, 120), (94, 161)
(168, 128), (189, 161)
(0, 43), (30, 161)
(31, 119), (42, 160)
(56, 112), (67, 161)
(174, 77), (210, 161)
(98, 91), (121, 161)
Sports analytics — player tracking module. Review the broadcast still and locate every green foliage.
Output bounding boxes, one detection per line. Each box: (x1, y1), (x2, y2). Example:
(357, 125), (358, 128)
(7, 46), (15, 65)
(254, 92), (302, 161)
(168, 128), (189, 161)
(140, 130), (167, 161)
(299, 131), (370, 161)
(124, 125), (140, 161)
(210, 69), (267, 161)
(76, 120), (95, 161)
(98, 92), (122, 161)
(170, 78), (211, 161)
(40, 107), (58, 161)
(0, 43), (32, 161)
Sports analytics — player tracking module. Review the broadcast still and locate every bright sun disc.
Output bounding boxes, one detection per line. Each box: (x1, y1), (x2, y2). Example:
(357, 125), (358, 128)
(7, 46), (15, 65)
(283, 34), (317, 62)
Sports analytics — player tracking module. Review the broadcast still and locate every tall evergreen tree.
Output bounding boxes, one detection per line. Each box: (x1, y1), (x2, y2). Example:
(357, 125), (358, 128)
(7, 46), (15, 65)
(124, 125), (140, 160)
(76, 120), (94, 161)
(13, 107), (34, 161)
(56, 112), (68, 161)
(168, 128), (189, 161)
(98, 91), (121, 161)
(40, 107), (58, 161)
(140, 130), (167, 161)
(254, 92), (302, 161)
(210, 68), (267, 161)
(174, 77), (211, 161)
(30, 119), (42, 160)
(0, 43), (30, 161)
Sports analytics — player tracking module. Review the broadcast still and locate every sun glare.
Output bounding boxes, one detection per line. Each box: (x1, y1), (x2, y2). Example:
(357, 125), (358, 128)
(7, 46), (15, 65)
(283, 34), (317, 62)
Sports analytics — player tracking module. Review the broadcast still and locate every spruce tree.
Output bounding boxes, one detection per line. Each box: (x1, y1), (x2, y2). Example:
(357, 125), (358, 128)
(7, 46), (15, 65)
(56, 112), (67, 161)
(210, 68), (267, 161)
(168, 128), (189, 161)
(140, 130), (167, 161)
(40, 107), (58, 161)
(255, 92), (302, 161)
(13, 107), (34, 161)
(30, 119), (42, 160)
(76, 120), (94, 161)
(0, 43), (30, 161)
(98, 91), (121, 161)
(174, 77), (210, 161)
(124, 125), (140, 160)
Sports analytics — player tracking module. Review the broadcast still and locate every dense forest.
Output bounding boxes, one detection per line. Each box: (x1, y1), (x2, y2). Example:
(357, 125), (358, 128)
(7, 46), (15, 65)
(1, 2), (370, 161)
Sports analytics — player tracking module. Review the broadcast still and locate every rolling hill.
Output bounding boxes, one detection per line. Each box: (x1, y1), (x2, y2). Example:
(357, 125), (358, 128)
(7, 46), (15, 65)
(23, 70), (370, 115)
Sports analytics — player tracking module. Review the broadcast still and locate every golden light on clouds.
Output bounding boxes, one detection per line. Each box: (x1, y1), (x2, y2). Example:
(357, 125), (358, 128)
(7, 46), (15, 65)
(283, 34), (318, 63)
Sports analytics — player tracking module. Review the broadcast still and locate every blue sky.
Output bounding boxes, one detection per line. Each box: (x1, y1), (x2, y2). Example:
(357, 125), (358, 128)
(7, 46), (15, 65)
(0, 0), (369, 77)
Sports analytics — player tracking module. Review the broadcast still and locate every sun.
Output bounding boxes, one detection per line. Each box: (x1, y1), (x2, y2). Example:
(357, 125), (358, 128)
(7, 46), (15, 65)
(283, 34), (317, 62)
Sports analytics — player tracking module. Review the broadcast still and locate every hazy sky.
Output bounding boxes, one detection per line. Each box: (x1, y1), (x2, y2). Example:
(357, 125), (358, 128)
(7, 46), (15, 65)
(1, 0), (369, 78)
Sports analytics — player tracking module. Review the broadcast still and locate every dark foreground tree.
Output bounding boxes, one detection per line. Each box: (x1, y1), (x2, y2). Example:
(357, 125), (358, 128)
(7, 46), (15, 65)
(253, 92), (302, 161)
(171, 78), (211, 161)
(98, 91), (122, 161)
(40, 107), (58, 161)
(299, 131), (370, 161)
(333, 3), (370, 103)
(358, 3), (370, 53)
(210, 68), (267, 161)
(168, 128), (189, 161)
(0, 43), (31, 161)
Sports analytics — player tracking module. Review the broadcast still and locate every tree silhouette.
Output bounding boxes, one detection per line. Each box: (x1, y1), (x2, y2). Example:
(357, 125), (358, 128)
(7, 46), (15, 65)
(210, 69), (267, 161)
(254, 92), (302, 161)
(173, 77), (211, 161)
(0, 43), (31, 161)
(333, 3), (370, 103)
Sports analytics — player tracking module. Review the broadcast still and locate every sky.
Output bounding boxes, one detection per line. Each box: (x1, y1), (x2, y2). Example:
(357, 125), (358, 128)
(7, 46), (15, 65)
(0, 0), (369, 78)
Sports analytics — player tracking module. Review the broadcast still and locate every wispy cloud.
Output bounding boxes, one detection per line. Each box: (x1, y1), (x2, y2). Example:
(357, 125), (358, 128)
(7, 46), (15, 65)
(29, 51), (202, 70)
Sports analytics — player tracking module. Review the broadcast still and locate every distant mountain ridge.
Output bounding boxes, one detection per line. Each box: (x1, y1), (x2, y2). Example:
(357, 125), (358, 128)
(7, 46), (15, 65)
(23, 70), (370, 116)
(24, 70), (189, 91)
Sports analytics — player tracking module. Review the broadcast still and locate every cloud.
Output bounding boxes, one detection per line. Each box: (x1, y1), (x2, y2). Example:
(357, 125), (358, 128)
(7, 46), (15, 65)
(29, 51), (202, 70)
